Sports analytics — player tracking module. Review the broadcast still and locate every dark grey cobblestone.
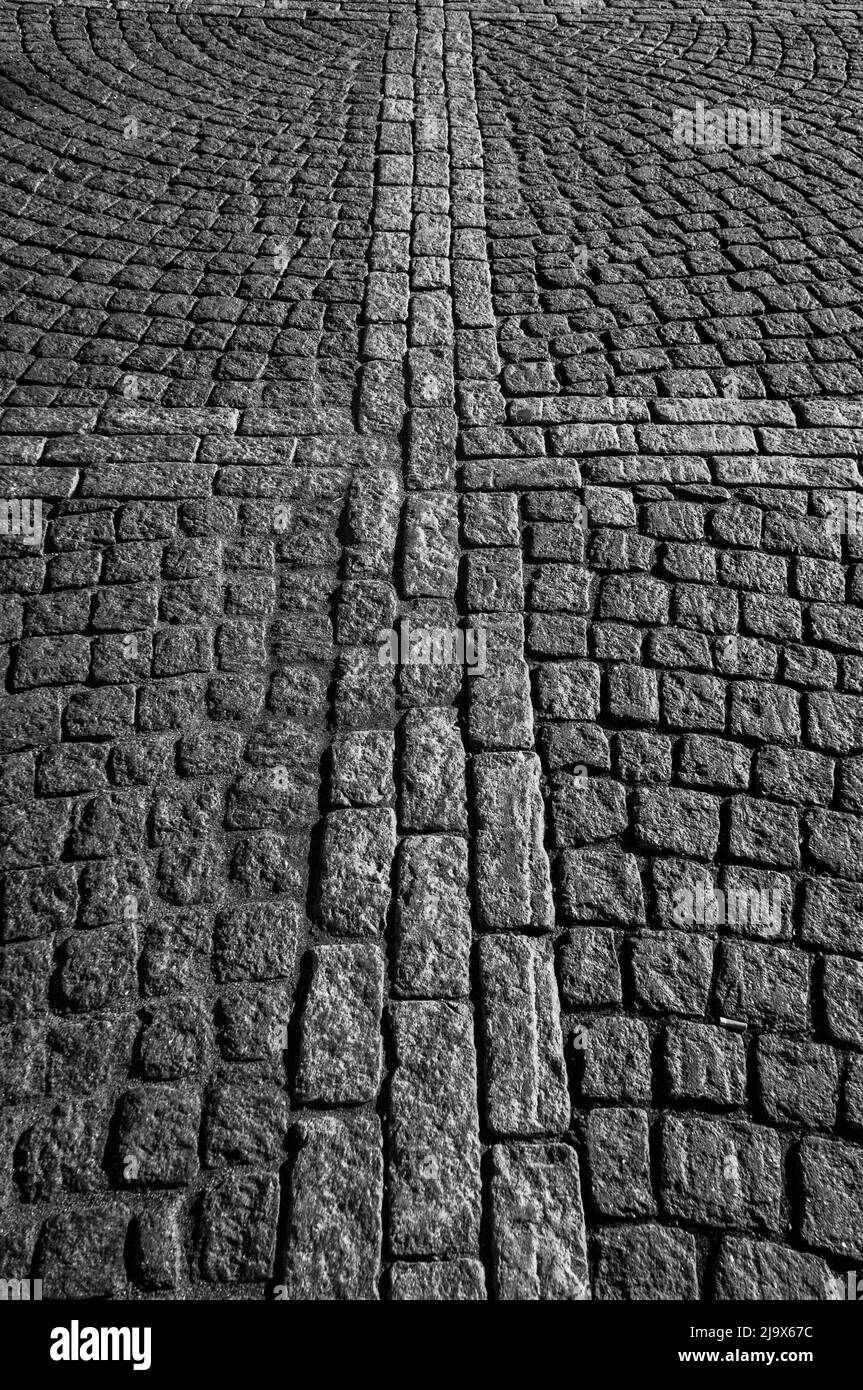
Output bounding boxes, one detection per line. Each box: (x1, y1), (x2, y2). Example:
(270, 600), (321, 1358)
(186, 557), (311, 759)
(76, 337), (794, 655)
(1, 0), (863, 1304)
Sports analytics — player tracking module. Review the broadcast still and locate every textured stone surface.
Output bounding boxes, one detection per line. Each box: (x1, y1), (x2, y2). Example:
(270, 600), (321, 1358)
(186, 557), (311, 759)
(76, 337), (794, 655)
(557, 927), (622, 1009)
(663, 1022), (747, 1108)
(198, 1173), (280, 1285)
(490, 1143), (589, 1300)
(280, 1114), (383, 1301)
(400, 708), (467, 832)
(35, 1209), (129, 1300)
(389, 1259), (486, 1301)
(594, 1225), (698, 1302)
(799, 1138), (863, 1261)
(473, 752), (554, 929)
(317, 809), (397, 938)
(479, 934), (569, 1136)
(388, 1001), (482, 1258)
(585, 1108), (655, 1218)
(393, 835), (471, 998)
(661, 1116), (782, 1233)
(2, 0), (862, 1305)
(713, 1238), (835, 1301)
(295, 945), (385, 1104)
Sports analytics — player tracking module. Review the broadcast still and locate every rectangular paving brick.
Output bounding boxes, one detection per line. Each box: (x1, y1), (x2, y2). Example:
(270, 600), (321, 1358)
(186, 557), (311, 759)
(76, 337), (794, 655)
(294, 944), (385, 1104)
(636, 423), (758, 453)
(799, 1138), (863, 1261)
(549, 423), (638, 454)
(388, 1001), (481, 1257)
(713, 1237), (834, 1301)
(660, 1116), (782, 1233)
(317, 809), (396, 937)
(281, 1113), (383, 1300)
(650, 399), (796, 426)
(478, 934), (569, 1137)
(468, 661), (533, 750)
(490, 1143), (589, 1300)
(389, 1258), (486, 1300)
(393, 835), (471, 997)
(399, 708), (467, 832)
(473, 752), (554, 929)
(401, 493), (459, 596)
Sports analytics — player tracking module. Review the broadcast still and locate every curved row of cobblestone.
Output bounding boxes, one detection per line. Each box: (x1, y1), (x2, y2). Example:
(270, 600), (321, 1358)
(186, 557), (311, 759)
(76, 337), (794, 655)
(1, 4), (385, 415)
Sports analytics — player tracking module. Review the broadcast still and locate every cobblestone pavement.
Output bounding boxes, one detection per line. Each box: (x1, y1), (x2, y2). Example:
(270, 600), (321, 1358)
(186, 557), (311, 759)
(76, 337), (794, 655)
(1, 0), (863, 1302)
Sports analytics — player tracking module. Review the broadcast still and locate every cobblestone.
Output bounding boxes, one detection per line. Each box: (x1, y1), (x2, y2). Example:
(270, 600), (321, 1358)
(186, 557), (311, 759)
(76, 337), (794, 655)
(388, 1000), (481, 1257)
(478, 934), (569, 1136)
(280, 1114), (382, 1300)
(294, 945), (385, 1104)
(2, 0), (863, 1305)
(489, 1143), (588, 1299)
